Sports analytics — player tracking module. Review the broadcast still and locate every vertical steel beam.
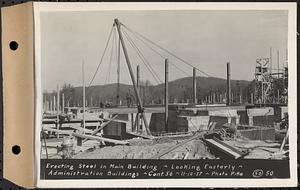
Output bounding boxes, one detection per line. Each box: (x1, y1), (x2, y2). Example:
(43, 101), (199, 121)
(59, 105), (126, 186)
(165, 59), (169, 132)
(193, 67), (197, 104)
(226, 62), (231, 106)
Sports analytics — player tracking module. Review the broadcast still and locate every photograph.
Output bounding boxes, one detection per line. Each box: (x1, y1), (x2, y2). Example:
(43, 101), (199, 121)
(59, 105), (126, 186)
(32, 3), (298, 185)
(40, 9), (289, 161)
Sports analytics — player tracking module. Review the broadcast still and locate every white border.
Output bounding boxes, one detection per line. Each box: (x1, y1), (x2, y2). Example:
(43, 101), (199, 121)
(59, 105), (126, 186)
(34, 2), (297, 188)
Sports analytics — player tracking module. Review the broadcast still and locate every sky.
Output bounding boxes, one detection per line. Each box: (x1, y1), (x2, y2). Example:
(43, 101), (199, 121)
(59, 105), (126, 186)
(40, 10), (288, 91)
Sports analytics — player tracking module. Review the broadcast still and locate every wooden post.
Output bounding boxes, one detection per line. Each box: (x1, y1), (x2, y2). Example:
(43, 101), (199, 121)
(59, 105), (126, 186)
(131, 113), (134, 132)
(277, 50), (280, 78)
(56, 85), (60, 139)
(239, 95), (242, 104)
(82, 61), (86, 135)
(226, 62), (231, 106)
(46, 100), (49, 112)
(165, 59), (169, 132)
(50, 99), (53, 112)
(77, 136), (82, 147)
(62, 93), (65, 114)
(53, 96), (56, 112)
(270, 47), (272, 73)
(193, 67), (197, 104)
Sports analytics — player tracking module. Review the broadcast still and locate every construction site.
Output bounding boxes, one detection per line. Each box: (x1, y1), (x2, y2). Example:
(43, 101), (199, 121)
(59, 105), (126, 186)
(41, 19), (289, 160)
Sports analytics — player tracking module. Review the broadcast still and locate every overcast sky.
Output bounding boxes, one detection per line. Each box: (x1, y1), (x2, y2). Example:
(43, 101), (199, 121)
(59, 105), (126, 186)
(41, 10), (288, 91)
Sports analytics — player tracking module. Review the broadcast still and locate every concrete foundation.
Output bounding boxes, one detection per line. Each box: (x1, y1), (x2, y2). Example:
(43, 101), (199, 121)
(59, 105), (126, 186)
(103, 121), (126, 140)
(238, 127), (275, 141)
(176, 115), (210, 132)
(247, 107), (275, 127)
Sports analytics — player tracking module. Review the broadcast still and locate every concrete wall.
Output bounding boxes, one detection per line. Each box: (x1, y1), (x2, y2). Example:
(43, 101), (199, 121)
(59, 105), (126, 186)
(247, 107), (275, 127)
(247, 107), (274, 117)
(208, 116), (229, 130)
(176, 116), (209, 132)
(103, 121), (126, 140)
(149, 111), (188, 134)
(252, 115), (276, 127)
(238, 127), (275, 141)
(149, 113), (166, 133)
(237, 110), (248, 125)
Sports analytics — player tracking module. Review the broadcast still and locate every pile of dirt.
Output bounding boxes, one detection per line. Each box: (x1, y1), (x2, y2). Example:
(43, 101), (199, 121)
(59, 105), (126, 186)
(75, 138), (215, 159)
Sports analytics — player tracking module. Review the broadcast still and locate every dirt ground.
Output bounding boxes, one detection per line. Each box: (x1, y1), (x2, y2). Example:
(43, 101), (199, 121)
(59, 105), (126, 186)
(75, 137), (215, 159)
(43, 135), (287, 160)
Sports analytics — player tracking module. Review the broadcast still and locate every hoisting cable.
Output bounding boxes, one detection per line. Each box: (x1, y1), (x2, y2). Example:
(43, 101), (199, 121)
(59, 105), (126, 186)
(88, 25), (114, 87)
(121, 23), (213, 77)
(105, 27), (116, 84)
(122, 26), (191, 77)
(122, 28), (162, 84)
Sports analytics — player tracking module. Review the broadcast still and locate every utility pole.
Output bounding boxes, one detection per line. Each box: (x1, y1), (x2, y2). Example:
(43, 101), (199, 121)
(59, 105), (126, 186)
(226, 62), (231, 106)
(114, 18), (151, 135)
(165, 59), (169, 132)
(193, 67), (197, 105)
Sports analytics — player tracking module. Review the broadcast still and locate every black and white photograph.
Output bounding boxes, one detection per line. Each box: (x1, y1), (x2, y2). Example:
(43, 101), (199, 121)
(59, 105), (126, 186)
(35, 2), (297, 187)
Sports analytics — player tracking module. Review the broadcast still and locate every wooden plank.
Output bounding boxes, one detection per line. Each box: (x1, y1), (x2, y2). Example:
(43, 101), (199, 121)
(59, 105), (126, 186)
(204, 138), (243, 159)
(127, 131), (154, 139)
(73, 133), (129, 145)
(280, 129), (289, 151)
(81, 115), (119, 144)
(43, 126), (128, 145)
(94, 115), (119, 134)
(105, 117), (128, 123)
(68, 125), (94, 134)
(43, 127), (72, 135)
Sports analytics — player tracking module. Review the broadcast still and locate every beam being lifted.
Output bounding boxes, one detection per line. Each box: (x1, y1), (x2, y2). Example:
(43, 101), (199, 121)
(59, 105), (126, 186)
(114, 18), (151, 135)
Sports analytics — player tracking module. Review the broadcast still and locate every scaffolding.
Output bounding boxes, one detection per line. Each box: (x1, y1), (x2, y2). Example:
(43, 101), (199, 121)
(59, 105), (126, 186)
(254, 58), (272, 104)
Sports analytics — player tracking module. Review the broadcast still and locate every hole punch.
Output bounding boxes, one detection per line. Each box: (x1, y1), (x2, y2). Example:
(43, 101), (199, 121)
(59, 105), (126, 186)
(12, 145), (21, 155)
(9, 41), (19, 51)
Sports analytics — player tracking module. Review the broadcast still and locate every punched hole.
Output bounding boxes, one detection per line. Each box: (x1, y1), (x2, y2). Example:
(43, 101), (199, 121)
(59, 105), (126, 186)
(9, 41), (19, 51)
(12, 145), (21, 155)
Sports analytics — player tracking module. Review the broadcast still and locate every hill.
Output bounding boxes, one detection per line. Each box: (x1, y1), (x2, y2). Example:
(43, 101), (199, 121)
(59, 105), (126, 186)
(45, 76), (251, 107)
